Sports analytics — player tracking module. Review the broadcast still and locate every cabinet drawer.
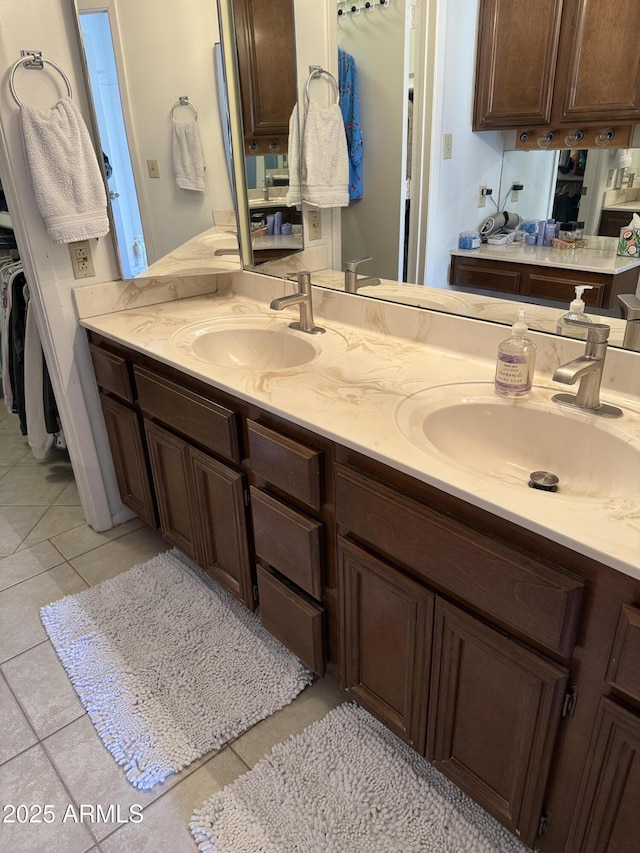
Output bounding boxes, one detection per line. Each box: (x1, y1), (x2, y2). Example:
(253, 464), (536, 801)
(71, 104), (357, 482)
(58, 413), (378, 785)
(248, 420), (322, 510)
(134, 366), (240, 463)
(251, 487), (322, 600)
(606, 604), (640, 706)
(523, 272), (606, 307)
(335, 465), (584, 656)
(257, 565), (324, 674)
(450, 256), (522, 294)
(90, 343), (134, 403)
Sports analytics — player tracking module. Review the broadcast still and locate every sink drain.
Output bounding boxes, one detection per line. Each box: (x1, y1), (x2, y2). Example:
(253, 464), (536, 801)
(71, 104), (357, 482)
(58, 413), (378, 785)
(529, 471), (559, 492)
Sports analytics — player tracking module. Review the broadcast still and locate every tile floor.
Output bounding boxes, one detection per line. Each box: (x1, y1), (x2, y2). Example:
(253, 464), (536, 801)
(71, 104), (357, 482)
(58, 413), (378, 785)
(0, 402), (347, 852)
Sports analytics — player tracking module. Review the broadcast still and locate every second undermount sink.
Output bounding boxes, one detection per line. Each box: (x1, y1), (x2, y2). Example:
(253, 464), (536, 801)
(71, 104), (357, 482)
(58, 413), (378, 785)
(395, 382), (640, 501)
(172, 315), (347, 370)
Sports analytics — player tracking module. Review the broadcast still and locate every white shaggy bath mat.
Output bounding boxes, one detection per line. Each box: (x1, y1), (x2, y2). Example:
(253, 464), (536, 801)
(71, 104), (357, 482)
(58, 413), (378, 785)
(41, 548), (312, 790)
(190, 702), (528, 853)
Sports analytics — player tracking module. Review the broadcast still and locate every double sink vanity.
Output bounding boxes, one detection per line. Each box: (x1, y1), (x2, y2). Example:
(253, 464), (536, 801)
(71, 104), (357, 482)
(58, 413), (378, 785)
(76, 271), (640, 853)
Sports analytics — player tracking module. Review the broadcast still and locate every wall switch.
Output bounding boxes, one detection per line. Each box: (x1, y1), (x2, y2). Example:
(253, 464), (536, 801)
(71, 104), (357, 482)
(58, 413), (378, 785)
(443, 132), (453, 160)
(69, 240), (95, 279)
(308, 209), (322, 241)
(147, 159), (160, 179)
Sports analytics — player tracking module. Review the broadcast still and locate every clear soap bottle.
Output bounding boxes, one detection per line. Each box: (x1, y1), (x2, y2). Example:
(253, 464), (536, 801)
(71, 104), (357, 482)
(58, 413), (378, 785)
(494, 309), (537, 398)
(556, 285), (593, 338)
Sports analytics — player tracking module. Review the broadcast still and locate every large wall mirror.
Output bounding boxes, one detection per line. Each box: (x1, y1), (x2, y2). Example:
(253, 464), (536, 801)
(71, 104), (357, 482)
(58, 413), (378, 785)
(218, 0), (640, 351)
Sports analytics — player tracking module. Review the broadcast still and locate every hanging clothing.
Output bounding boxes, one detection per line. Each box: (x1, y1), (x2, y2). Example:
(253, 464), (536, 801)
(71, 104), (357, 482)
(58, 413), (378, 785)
(338, 48), (364, 201)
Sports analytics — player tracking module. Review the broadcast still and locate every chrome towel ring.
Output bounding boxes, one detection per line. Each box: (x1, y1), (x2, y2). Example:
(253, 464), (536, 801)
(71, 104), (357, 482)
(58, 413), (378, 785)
(305, 66), (340, 106)
(9, 51), (73, 107)
(171, 96), (198, 124)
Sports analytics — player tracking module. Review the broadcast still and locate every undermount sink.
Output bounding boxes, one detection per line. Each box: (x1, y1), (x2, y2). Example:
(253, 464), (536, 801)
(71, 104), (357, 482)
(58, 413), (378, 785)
(395, 382), (640, 500)
(172, 315), (347, 370)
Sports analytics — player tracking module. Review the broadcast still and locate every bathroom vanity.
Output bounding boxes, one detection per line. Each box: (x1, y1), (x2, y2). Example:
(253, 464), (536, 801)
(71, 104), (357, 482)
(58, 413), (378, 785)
(79, 276), (640, 853)
(449, 241), (640, 308)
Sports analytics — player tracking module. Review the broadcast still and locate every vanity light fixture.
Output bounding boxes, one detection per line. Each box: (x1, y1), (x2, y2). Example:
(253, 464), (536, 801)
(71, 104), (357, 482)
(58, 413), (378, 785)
(564, 129), (585, 146)
(595, 128), (616, 146)
(537, 130), (556, 149)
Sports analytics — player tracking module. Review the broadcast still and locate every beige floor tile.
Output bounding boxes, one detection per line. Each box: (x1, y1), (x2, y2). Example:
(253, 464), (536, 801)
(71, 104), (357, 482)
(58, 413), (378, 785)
(0, 674), (37, 765)
(0, 465), (72, 506)
(230, 675), (348, 768)
(0, 435), (31, 466)
(0, 745), (95, 852)
(19, 504), (87, 550)
(51, 516), (145, 561)
(0, 563), (87, 663)
(44, 715), (228, 842)
(2, 642), (84, 739)
(53, 479), (82, 506)
(18, 447), (72, 468)
(101, 749), (247, 853)
(0, 541), (65, 591)
(0, 505), (48, 557)
(69, 526), (169, 586)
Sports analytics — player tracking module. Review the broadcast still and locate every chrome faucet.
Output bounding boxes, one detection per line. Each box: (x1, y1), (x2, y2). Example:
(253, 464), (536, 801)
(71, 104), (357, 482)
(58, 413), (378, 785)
(269, 271), (325, 334)
(618, 293), (640, 352)
(552, 320), (623, 418)
(263, 174), (273, 201)
(344, 257), (381, 293)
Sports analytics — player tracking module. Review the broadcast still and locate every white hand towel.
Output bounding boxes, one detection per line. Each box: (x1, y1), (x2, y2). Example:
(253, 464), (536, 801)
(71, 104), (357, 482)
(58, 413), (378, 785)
(20, 98), (109, 244)
(286, 103), (301, 207)
(172, 123), (205, 192)
(300, 100), (349, 208)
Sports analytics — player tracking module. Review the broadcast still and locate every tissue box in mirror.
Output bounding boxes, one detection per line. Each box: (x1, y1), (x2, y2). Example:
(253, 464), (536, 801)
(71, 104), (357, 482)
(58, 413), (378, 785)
(617, 227), (640, 256)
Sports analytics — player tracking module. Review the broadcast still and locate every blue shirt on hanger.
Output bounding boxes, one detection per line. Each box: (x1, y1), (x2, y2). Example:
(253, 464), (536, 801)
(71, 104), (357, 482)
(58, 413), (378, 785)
(338, 48), (363, 200)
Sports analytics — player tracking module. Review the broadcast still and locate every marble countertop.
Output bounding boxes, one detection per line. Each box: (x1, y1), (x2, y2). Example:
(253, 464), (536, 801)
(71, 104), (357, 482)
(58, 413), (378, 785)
(450, 238), (640, 274)
(602, 201), (640, 212)
(79, 274), (640, 582)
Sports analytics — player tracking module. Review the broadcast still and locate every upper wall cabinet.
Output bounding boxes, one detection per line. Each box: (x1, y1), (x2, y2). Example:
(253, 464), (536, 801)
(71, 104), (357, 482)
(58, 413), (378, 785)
(233, 0), (297, 155)
(473, 0), (640, 131)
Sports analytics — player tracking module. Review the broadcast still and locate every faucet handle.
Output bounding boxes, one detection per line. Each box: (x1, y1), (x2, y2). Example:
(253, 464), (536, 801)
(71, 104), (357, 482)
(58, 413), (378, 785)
(345, 257), (372, 272)
(618, 293), (640, 320)
(564, 318), (610, 343)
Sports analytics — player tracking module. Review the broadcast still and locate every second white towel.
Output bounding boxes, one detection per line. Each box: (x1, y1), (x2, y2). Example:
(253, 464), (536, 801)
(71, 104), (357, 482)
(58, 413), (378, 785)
(172, 123), (205, 192)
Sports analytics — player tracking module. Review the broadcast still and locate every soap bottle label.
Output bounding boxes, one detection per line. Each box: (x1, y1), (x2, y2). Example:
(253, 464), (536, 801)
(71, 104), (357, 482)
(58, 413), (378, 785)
(495, 353), (531, 392)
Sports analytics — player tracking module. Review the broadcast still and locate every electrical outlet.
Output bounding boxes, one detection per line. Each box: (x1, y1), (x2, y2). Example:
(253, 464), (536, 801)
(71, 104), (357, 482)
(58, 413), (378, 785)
(68, 240), (95, 279)
(308, 209), (322, 241)
(147, 159), (160, 179)
(442, 132), (453, 160)
(511, 190), (519, 202)
(478, 185), (490, 208)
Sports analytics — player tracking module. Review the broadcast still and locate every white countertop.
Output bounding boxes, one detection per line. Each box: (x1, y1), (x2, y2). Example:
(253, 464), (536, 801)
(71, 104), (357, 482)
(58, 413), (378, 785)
(450, 238), (640, 275)
(79, 273), (640, 582)
(602, 201), (640, 213)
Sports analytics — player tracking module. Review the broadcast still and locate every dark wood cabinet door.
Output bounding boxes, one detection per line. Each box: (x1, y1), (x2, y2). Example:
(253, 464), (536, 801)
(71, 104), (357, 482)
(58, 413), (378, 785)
(100, 394), (157, 528)
(144, 421), (199, 561)
(554, 0), (640, 124)
(190, 447), (254, 611)
(232, 0), (297, 155)
(339, 538), (433, 754)
(567, 697), (640, 852)
(427, 598), (568, 848)
(473, 0), (563, 130)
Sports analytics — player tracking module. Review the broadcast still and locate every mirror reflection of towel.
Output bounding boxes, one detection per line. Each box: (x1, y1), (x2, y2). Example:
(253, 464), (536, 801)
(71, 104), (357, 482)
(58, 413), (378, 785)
(287, 101), (349, 209)
(172, 123), (205, 192)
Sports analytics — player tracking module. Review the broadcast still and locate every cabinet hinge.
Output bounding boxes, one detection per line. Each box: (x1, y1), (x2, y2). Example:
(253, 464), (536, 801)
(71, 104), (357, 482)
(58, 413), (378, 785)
(562, 685), (579, 717)
(537, 810), (550, 837)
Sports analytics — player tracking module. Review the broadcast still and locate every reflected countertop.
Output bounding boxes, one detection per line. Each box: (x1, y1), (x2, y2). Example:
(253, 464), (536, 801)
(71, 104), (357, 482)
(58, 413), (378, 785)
(79, 270), (640, 581)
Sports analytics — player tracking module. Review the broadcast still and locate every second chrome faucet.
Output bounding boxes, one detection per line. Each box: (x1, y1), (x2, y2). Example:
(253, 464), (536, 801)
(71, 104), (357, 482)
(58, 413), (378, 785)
(270, 272), (326, 335)
(552, 320), (623, 418)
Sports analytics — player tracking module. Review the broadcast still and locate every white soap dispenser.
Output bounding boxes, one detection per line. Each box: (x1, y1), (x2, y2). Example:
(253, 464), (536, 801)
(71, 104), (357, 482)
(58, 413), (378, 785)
(494, 309), (537, 398)
(556, 285), (593, 338)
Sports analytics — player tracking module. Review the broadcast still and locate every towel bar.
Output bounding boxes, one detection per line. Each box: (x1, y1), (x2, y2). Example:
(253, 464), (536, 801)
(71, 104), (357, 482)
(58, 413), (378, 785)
(305, 67), (340, 106)
(171, 96), (198, 124)
(9, 51), (73, 108)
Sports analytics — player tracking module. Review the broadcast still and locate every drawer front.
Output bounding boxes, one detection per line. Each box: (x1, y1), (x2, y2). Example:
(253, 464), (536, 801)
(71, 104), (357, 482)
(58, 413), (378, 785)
(90, 343), (134, 403)
(450, 257), (521, 294)
(606, 604), (640, 705)
(523, 272), (606, 307)
(257, 565), (325, 674)
(248, 420), (321, 510)
(335, 465), (584, 656)
(134, 366), (240, 463)
(251, 487), (322, 600)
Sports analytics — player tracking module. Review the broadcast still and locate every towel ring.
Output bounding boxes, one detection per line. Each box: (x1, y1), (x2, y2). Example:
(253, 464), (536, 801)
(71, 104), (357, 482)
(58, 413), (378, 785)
(171, 96), (198, 124)
(9, 52), (73, 107)
(305, 67), (340, 106)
